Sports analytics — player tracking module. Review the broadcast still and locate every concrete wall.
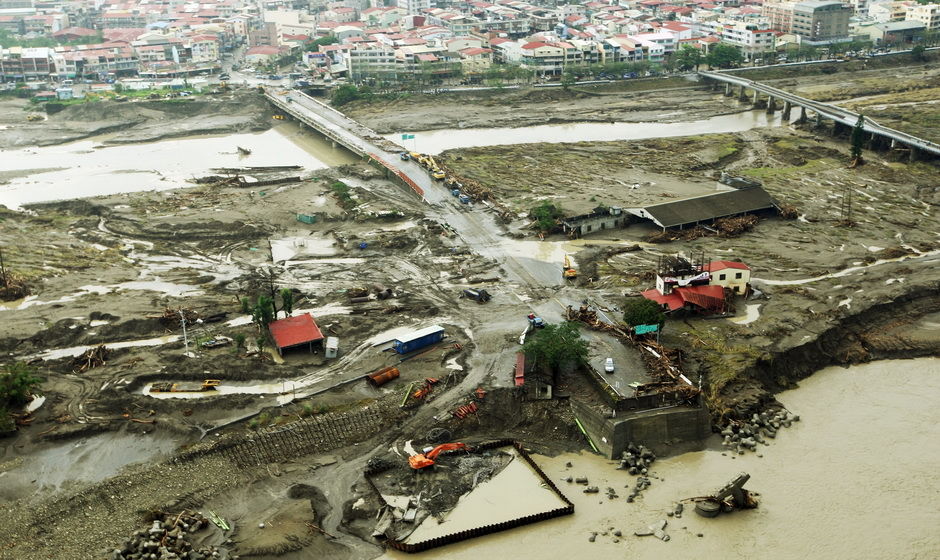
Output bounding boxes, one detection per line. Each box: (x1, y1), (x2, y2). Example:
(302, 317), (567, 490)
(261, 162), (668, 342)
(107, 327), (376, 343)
(573, 400), (711, 459)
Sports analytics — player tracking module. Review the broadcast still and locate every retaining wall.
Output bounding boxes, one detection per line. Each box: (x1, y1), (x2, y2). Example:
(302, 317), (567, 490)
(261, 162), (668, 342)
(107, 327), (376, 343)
(366, 440), (574, 553)
(573, 400), (710, 459)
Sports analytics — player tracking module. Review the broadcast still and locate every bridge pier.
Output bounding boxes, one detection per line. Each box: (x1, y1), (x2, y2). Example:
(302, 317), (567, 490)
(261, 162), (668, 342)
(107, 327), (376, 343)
(725, 83), (733, 96)
(782, 101), (792, 120)
(752, 89), (759, 106)
(738, 86), (749, 102)
(815, 113), (824, 127)
(766, 96), (776, 114)
(909, 146), (920, 162)
(797, 106), (807, 124)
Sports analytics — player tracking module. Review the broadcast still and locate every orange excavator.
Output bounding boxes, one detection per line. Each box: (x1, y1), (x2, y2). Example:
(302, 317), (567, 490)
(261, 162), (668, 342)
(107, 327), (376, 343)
(408, 442), (469, 470)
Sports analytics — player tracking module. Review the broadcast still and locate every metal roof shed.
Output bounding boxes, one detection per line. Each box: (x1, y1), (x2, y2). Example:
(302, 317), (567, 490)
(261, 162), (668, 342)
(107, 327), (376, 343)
(393, 325), (445, 354)
(631, 186), (777, 229)
(268, 313), (324, 356)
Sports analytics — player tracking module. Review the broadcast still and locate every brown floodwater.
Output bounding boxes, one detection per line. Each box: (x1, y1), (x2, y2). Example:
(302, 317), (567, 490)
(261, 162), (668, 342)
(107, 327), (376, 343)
(385, 358), (940, 560)
(0, 121), (357, 209)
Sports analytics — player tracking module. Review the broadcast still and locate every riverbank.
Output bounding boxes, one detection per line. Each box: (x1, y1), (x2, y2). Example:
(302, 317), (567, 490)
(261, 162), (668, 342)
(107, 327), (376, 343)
(0, 88), (272, 149)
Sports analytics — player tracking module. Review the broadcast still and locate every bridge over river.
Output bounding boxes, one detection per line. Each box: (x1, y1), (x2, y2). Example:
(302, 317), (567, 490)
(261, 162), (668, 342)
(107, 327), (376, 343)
(699, 70), (940, 159)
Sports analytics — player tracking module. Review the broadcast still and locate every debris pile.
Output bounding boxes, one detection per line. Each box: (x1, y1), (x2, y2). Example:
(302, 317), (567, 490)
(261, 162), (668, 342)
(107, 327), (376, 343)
(720, 410), (800, 454)
(644, 215), (760, 243)
(158, 307), (199, 327)
(108, 510), (226, 560)
(619, 443), (657, 502)
(71, 344), (111, 373)
(688, 472), (759, 518)
(0, 270), (31, 301)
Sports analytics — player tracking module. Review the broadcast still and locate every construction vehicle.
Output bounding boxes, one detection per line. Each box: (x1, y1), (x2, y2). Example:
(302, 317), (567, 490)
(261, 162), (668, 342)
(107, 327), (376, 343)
(408, 442), (469, 470)
(432, 169), (446, 180)
(563, 254), (578, 278)
(26, 114), (43, 122)
(462, 288), (491, 303)
(150, 379), (221, 393)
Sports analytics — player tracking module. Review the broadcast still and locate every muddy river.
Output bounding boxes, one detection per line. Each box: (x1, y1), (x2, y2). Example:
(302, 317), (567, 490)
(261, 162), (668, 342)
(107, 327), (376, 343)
(387, 109), (795, 154)
(0, 121), (357, 209)
(385, 357), (940, 560)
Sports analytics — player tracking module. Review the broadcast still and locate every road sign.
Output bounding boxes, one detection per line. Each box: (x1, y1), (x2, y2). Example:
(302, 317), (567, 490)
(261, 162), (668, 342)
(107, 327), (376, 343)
(401, 133), (415, 140)
(634, 324), (659, 335)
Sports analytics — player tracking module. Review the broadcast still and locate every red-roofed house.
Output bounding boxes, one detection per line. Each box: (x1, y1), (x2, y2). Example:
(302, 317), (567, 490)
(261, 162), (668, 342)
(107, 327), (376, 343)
(703, 261), (751, 293)
(53, 27), (99, 42)
(268, 313), (324, 356)
(458, 46), (492, 73)
(641, 285), (727, 313)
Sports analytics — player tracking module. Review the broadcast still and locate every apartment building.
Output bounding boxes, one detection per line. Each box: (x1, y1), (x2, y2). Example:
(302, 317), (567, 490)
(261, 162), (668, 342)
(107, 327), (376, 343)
(905, 3), (940, 29)
(763, 0), (851, 43)
(720, 22), (776, 56)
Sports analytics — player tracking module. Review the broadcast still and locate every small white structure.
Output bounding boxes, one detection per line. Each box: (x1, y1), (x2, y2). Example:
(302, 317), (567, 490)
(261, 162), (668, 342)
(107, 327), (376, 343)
(325, 337), (339, 359)
(704, 261), (751, 294)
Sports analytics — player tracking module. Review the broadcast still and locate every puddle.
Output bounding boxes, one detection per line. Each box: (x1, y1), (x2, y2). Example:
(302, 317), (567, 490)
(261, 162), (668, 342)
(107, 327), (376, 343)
(0, 432), (179, 499)
(0, 282), (202, 312)
(753, 249), (940, 286)
(33, 334), (181, 361)
(728, 303), (761, 325)
(270, 236), (338, 263)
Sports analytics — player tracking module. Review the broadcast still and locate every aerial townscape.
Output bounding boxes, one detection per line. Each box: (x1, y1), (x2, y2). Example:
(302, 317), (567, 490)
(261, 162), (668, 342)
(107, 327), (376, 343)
(1, 0), (939, 557)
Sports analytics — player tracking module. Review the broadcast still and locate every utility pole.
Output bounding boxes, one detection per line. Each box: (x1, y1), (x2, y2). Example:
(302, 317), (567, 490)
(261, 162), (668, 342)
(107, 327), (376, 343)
(180, 309), (189, 355)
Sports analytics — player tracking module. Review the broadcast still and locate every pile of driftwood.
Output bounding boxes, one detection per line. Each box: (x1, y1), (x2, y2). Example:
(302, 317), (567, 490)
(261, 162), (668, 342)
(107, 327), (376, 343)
(645, 215), (760, 243)
(157, 307), (199, 327)
(0, 270), (30, 301)
(72, 345), (111, 373)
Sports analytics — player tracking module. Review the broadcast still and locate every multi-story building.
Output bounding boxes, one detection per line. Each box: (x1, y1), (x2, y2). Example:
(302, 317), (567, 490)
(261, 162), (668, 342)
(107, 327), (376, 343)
(0, 46), (51, 81)
(869, 1), (911, 22)
(792, 1), (852, 43)
(763, 0), (851, 43)
(397, 0), (429, 16)
(905, 3), (940, 30)
(720, 21), (776, 56)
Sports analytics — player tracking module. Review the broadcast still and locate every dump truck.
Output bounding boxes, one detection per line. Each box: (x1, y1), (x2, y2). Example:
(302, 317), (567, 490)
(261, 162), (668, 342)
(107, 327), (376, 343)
(150, 379), (221, 393)
(462, 288), (491, 303)
(408, 442), (469, 470)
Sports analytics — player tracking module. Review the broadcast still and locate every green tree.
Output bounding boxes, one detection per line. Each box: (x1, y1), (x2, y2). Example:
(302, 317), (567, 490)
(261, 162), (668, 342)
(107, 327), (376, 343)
(530, 202), (564, 231)
(561, 69), (577, 90)
(522, 322), (588, 370)
(330, 84), (359, 106)
(0, 362), (42, 406)
(911, 44), (927, 62)
(706, 44), (744, 69)
(850, 114), (866, 163)
(252, 295), (275, 331)
(622, 298), (666, 328)
(280, 288), (294, 317)
(673, 45), (703, 71)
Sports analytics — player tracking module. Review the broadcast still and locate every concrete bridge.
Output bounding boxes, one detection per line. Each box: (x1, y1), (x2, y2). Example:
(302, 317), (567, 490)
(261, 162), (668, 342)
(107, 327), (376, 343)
(699, 70), (940, 159)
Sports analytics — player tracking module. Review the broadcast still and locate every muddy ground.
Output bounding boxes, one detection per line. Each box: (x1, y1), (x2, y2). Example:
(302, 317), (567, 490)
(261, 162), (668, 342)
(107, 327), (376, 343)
(0, 87), (272, 149)
(1, 58), (939, 560)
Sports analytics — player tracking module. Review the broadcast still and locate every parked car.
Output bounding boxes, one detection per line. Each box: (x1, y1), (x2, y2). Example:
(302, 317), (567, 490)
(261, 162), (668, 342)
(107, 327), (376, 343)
(399, 152), (410, 161)
(604, 357), (615, 373)
(219, 73), (231, 80)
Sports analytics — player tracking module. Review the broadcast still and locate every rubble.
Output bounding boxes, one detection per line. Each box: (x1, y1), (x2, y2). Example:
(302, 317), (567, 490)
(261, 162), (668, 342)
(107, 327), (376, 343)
(109, 510), (227, 560)
(71, 344), (111, 373)
(720, 409), (800, 454)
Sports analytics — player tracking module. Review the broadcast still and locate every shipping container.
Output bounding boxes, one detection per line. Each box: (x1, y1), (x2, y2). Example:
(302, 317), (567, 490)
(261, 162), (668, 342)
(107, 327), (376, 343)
(393, 325), (445, 354)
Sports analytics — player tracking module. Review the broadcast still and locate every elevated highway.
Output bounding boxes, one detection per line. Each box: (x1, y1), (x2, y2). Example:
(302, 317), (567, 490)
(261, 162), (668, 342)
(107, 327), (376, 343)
(699, 71), (940, 158)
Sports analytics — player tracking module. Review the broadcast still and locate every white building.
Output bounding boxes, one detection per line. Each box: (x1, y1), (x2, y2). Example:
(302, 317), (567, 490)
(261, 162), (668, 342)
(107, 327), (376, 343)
(906, 3), (940, 30)
(397, 0), (429, 16)
(704, 261), (751, 294)
(720, 22), (777, 57)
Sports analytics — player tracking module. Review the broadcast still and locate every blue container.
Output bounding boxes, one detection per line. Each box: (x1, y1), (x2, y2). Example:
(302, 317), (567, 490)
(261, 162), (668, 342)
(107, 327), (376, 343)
(359, 242), (368, 249)
(393, 325), (445, 354)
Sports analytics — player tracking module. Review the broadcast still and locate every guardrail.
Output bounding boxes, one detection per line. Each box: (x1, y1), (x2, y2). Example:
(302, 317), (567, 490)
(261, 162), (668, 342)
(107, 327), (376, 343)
(368, 152), (425, 198)
(264, 91), (367, 157)
(699, 70), (940, 156)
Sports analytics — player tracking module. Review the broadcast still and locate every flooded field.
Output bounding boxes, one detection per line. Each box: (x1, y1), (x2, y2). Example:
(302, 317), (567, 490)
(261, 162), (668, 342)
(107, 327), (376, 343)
(0, 121), (357, 209)
(389, 110), (794, 154)
(385, 358), (940, 560)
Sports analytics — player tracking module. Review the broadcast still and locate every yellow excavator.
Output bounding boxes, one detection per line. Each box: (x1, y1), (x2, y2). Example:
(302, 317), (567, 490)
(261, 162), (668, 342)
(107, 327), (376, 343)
(563, 254), (578, 279)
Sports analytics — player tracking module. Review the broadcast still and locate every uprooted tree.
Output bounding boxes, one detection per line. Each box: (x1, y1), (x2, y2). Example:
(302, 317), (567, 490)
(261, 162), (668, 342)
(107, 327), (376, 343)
(0, 247), (31, 302)
(0, 362), (43, 434)
(529, 202), (565, 232)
